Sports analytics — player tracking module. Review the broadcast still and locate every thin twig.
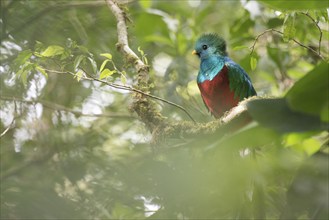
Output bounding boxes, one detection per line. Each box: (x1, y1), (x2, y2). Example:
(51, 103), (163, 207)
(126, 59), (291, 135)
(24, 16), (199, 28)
(250, 28), (325, 60)
(0, 99), (18, 138)
(299, 12), (322, 56)
(0, 116), (15, 138)
(0, 95), (135, 119)
(44, 68), (196, 123)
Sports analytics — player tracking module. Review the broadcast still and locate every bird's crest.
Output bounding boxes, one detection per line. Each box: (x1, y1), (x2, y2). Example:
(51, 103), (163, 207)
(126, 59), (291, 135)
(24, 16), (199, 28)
(197, 33), (227, 56)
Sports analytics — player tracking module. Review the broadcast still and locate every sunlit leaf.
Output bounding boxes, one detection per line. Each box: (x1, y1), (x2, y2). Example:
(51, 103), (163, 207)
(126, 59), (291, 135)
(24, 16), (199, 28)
(137, 47), (144, 56)
(139, 0), (152, 9)
(250, 55), (257, 71)
(41, 45), (65, 57)
(285, 133), (322, 155)
(74, 70), (84, 82)
(100, 59), (110, 73)
(99, 68), (115, 80)
(35, 65), (48, 79)
(100, 53), (112, 60)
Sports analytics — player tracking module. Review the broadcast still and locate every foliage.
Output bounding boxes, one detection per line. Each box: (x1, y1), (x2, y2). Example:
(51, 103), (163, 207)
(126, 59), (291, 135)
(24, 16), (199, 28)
(1, 0), (328, 219)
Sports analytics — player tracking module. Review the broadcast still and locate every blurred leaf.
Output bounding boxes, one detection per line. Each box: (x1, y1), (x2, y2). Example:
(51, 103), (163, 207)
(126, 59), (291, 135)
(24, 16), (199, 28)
(100, 53), (112, 60)
(88, 57), (98, 74)
(16, 63), (34, 86)
(250, 55), (257, 71)
(286, 62), (329, 121)
(233, 45), (249, 51)
(258, 0), (329, 10)
(74, 55), (85, 70)
(139, 0), (152, 9)
(283, 13), (296, 42)
(246, 98), (328, 132)
(74, 70), (83, 82)
(16, 68), (29, 86)
(284, 132), (321, 155)
(41, 45), (65, 57)
(121, 74), (127, 85)
(35, 65), (48, 79)
(321, 102), (329, 122)
(267, 17), (284, 29)
(214, 125), (279, 150)
(144, 35), (172, 46)
(99, 69), (115, 80)
(13, 49), (32, 68)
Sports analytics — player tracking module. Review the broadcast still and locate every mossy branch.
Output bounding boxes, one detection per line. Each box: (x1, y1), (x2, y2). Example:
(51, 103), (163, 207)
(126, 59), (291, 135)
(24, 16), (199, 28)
(105, 0), (254, 144)
(106, 0), (165, 132)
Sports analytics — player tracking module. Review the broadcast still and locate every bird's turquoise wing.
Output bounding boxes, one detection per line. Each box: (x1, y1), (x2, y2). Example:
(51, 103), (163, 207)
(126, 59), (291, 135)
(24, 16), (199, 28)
(225, 59), (257, 100)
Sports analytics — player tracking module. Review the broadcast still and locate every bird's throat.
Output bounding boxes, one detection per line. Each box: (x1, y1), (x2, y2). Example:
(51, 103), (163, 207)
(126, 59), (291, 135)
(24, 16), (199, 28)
(197, 56), (225, 83)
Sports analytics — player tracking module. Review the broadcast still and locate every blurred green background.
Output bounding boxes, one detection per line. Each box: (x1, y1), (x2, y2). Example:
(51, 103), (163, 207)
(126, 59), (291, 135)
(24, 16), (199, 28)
(1, 0), (328, 219)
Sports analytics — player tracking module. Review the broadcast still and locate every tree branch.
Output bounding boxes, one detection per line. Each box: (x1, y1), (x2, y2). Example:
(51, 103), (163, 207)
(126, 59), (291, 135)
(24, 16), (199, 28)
(250, 28), (325, 60)
(44, 68), (196, 123)
(106, 0), (191, 132)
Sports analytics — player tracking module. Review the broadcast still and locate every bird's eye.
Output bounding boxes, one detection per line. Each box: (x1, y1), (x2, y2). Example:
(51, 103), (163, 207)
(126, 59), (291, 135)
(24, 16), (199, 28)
(202, 45), (208, 50)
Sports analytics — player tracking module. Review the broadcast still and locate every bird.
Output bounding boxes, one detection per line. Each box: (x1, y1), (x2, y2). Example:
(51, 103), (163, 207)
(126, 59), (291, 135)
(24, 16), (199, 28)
(192, 33), (257, 118)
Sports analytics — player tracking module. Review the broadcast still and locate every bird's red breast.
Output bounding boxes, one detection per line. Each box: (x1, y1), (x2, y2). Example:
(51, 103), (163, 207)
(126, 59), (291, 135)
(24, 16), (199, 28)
(197, 65), (240, 118)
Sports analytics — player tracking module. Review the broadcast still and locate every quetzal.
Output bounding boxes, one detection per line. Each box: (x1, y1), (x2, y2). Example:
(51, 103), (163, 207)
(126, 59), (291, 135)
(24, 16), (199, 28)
(193, 33), (256, 118)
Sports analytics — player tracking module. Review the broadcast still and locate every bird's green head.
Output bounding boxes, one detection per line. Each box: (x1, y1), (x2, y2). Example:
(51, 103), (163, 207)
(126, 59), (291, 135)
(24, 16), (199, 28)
(192, 33), (227, 59)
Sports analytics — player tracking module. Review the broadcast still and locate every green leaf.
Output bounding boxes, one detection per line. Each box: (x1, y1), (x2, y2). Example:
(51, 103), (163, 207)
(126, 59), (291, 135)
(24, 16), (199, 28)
(137, 47), (148, 64)
(100, 53), (112, 60)
(73, 55), (85, 70)
(35, 65), (48, 78)
(41, 45), (65, 57)
(233, 45), (249, 51)
(99, 69), (115, 80)
(16, 63), (34, 86)
(258, 0), (329, 10)
(144, 35), (172, 46)
(100, 59), (110, 73)
(78, 45), (90, 54)
(286, 62), (329, 120)
(137, 47), (144, 56)
(250, 55), (257, 71)
(321, 102), (329, 122)
(283, 13), (296, 42)
(121, 74), (127, 85)
(246, 98), (328, 132)
(14, 49), (32, 68)
(88, 57), (98, 74)
(139, 0), (152, 9)
(213, 125), (279, 150)
(284, 133), (321, 155)
(74, 70), (84, 82)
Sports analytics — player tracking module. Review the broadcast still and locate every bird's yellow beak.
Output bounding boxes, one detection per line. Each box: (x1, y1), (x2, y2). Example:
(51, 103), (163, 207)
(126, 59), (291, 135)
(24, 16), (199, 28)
(192, 50), (198, 55)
